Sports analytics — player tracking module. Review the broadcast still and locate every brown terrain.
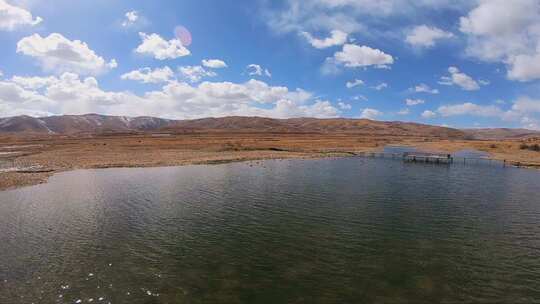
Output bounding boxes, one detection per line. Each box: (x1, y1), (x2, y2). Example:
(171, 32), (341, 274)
(1, 114), (539, 191)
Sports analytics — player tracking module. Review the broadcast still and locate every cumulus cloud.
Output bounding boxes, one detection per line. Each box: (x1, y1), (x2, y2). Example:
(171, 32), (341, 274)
(506, 53), (540, 82)
(397, 108), (410, 115)
(121, 66), (174, 84)
(510, 97), (540, 114)
(337, 102), (352, 110)
(0, 0), (42, 31)
(16, 33), (117, 75)
(0, 80), (46, 105)
(421, 110), (437, 119)
(360, 108), (382, 120)
(135, 32), (190, 60)
(247, 64), (271, 77)
(508, 98), (540, 130)
(121, 10), (139, 27)
(430, 99), (540, 130)
(332, 44), (394, 69)
(438, 66), (482, 91)
(264, 0), (471, 37)
(202, 59), (228, 69)
(0, 73), (116, 117)
(353, 95), (368, 102)
(346, 79), (364, 88)
(437, 102), (505, 117)
(10, 75), (57, 89)
(178, 66), (217, 83)
(0, 73), (340, 119)
(300, 30), (348, 49)
(405, 25), (454, 48)
(460, 0), (540, 81)
(405, 98), (425, 106)
(371, 83), (388, 90)
(411, 83), (439, 94)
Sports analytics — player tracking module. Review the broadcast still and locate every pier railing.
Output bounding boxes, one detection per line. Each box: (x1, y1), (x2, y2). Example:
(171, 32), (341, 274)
(356, 151), (513, 167)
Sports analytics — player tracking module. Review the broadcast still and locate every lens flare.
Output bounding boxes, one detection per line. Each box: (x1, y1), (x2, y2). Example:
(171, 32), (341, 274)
(174, 25), (192, 46)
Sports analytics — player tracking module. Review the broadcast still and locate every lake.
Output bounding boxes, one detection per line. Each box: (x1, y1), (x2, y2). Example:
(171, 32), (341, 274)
(1, 157), (540, 303)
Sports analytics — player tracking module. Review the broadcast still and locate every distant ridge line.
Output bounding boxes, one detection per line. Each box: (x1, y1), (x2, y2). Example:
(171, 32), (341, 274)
(0, 114), (538, 139)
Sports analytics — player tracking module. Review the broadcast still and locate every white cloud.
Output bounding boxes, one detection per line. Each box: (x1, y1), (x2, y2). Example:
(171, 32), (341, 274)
(360, 108), (382, 119)
(135, 32), (190, 60)
(16, 33), (117, 75)
(10, 75), (57, 89)
(437, 102), (504, 117)
(411, 83), (439, 94)
(247, 64), (271, 77)
(478, 79), (490, 86)
(247, 64), (263, 76)
(520, 117), (540, 130)
(429, 99), (540, 130)
(333, 44), (394, 68)
(0, 80), (47, 105)
(511, 97), (540, 114)
(405, 25), (454, 48)
(507, 53), (540, 82)
(405, 98), (425, 106)
(265, 0), (364, 35)
(0, 73), (113, 117)
(0, 73), (340, 119)
(337, 102), (352, 110)
(438, 66), (480, 91)
(509, 107), (540, 130)
(178, 66), (217, 83)
(371, 83), (388, 90)
(421, 110), (437, 119)
(121, 10), (139, 27)
(320, 58), (342, 75)
(460, 0), (540, 81)
(388, 97), (539, 129)
(202, 59), (228, 69)
(346, 79), (364, 88)
(353, 95), (368, 102)
(300, 30), (347, 49)
(264, 0), (472, 38)
(397, 108), (410, 115)
(0, 0), (42, 31)
(121, 66), (173, 84)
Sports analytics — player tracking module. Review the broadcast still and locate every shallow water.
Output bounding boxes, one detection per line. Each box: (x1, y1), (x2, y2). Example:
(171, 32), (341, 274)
(1, 158), (540, 303)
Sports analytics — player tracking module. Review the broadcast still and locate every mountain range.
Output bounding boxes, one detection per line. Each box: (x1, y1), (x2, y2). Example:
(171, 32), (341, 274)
(0, 114), (538, 140)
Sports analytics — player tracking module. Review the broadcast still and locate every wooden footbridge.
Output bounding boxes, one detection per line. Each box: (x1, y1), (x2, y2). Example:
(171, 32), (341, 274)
(402, 152), (453, 164)
(356, 151), (452, 164)
(356, 151), (516, 167)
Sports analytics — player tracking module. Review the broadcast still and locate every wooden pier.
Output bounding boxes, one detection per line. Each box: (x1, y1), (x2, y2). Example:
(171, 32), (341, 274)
(355, 151), (515, 167)
(402, 152), (453, 164)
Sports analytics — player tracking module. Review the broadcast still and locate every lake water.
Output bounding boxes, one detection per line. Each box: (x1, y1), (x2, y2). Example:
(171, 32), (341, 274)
(1, 157), (540, 303)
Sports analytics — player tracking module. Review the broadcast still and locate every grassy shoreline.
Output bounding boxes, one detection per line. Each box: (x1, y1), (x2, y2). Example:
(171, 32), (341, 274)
(1, 133), (539, 191)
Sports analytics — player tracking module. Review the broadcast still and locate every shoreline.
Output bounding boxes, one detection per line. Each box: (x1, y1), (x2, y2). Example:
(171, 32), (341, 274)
(1, 133), (540, 191)
(3, 150), (540, 192)
(0, 151), (360, 192)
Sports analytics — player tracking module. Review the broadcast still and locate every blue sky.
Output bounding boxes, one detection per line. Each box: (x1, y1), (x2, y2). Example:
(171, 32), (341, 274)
(1, 0), (540, 129)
